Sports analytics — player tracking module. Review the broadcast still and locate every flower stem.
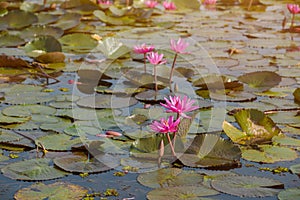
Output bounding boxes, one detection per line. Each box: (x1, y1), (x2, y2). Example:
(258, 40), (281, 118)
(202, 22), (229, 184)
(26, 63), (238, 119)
(291, 13), (295, 30)
(172, 112), (180, 148)
(154, 64), (158, 91)
(167, 133), (176, 156)
(169, 53), (178, 92)
(143, 53), (147, 73)
(248, 0), (253, 10)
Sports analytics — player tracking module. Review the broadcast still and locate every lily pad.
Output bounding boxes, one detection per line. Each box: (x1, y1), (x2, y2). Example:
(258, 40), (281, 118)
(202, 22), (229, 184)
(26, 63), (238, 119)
(222, 109), (281, 145)
(290, 163), (300, 175)
(2, 105), (56, 117)
(54, 153), (119, 173)
(14, 182), (88, 200)
(59, 33), (98, 53)
(97, 37), (131, 59)
(20, 25), (64, 41)
(211, 174), (283, 197)
(52, 13), (81, 30)
(293, 88), (300, 102)
(278, 188), (300, 200)
(1, 158), (69, 180)
(0, 113), (30, 124)
(147, 185), (219, 200)
(36, 133), (81, 151)
(0, 10), (38, 29)
(76, 94), (138, 109)
(94, 10), (135, 26)
(179, 134), (241, 168)
(35, 52), (65, 64)
(238, 71), (281, 91)
(0, 33), (25, 47)
(23, 36), (62, 57)
(241, 145), (298, 163)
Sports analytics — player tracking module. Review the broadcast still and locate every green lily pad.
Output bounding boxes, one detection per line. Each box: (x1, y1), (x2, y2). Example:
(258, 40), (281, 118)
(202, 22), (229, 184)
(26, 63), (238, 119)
(4, 91), (54, 105)
(0, 33), (25, 47)
(40, 118), (73, 133)
(147, 185), (219, 200)
(0, 129), (23, 143)
(179, 134), (241, 168)
(278, 187), (300, 200)
(19, 25), (64, 40)
(59, 33), (98, 53)
(36, 133), (81, 151)
(222, 109), (281, 145)
(97, 37), (131, 59)
(20, 2), (44, 12)
(76, 94), (138, 109)
(192, 74), (242, 90)
(54, 153), (119, 173)
(36, 13), (60, 25)
(1, 158), (69, 180)
(241, 145), (298, 163)
(23, 36), (62, 57)
(94, 10), (135, 26)
(238, 71), (281, 91)
(211, 174), (283, 197)
(0, 10), (38, 29)
(14, 182), (88, 200)
(0, 113), (30, 124)
(293, 88), (300, 103)
(52, 13), (81, 30)
(2, 105), (56, 117)
(290, 163), (300, 175)
(172, 0), (200, 10)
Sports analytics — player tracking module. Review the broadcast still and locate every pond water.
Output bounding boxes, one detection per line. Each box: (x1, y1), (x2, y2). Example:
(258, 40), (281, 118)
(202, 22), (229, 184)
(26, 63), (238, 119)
(0, 0), (300, 199)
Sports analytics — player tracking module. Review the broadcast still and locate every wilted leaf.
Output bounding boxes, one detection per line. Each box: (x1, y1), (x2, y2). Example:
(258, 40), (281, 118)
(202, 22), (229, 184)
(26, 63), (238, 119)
(222, 109), (281, 145)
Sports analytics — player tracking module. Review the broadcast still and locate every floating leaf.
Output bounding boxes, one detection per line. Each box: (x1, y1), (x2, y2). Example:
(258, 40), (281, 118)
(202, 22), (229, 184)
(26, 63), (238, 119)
(272, 135), (300, 147)
(241, 145), (298, 163)
(76, 94), (137, 109)
(278, 187), (300, 200)
(23, 36), (62, 57)
(293, 88), (300, 103)
(172, 0), (200, 10)
(36, 133), (81, 151)
(54, 153), (119, 173)
(0, 33), (25, 47)
(290, 163), (300, 175)
(179, 134), (241, 168)
(147, 185), (219, 200)
(0, 113), (30, 124)
(222, 109), (281, 145)
(211, 174), (283, 197)
(238, 71), (281, 91)
(14, 182), (88, 200)
(0, 10), (38, 29)
(40, 118), (72, 133)
(52, 13), (81, 30)
(1, 158), (69, 180)
(2, 105), (56, 117)
(94, 10), (135, 26)
(4, 91), (54, 105)
(97, 37), (131, 59)
(59, 33), (98, 53)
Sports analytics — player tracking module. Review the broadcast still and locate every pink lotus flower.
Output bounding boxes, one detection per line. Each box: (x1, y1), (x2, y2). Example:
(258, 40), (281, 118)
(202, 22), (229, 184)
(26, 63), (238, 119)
(203, 0), (217, 5)
(287, 4), (300, 14)
(170, 38), (190, 54)
(146, 52), (166, 65)
(163, 1), (176, 10)
(133, 43), (155, 54)
(145, 0), (158, 8)
(160, 95), (199, 118)
(150, 116), (180, 133)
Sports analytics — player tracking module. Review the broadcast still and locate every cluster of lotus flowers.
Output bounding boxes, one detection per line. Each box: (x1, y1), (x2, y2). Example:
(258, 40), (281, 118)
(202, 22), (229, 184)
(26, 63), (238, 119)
(133, 38), (189, 91)
(149, 95), (199, 156)
(287, 4), (300, 28)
